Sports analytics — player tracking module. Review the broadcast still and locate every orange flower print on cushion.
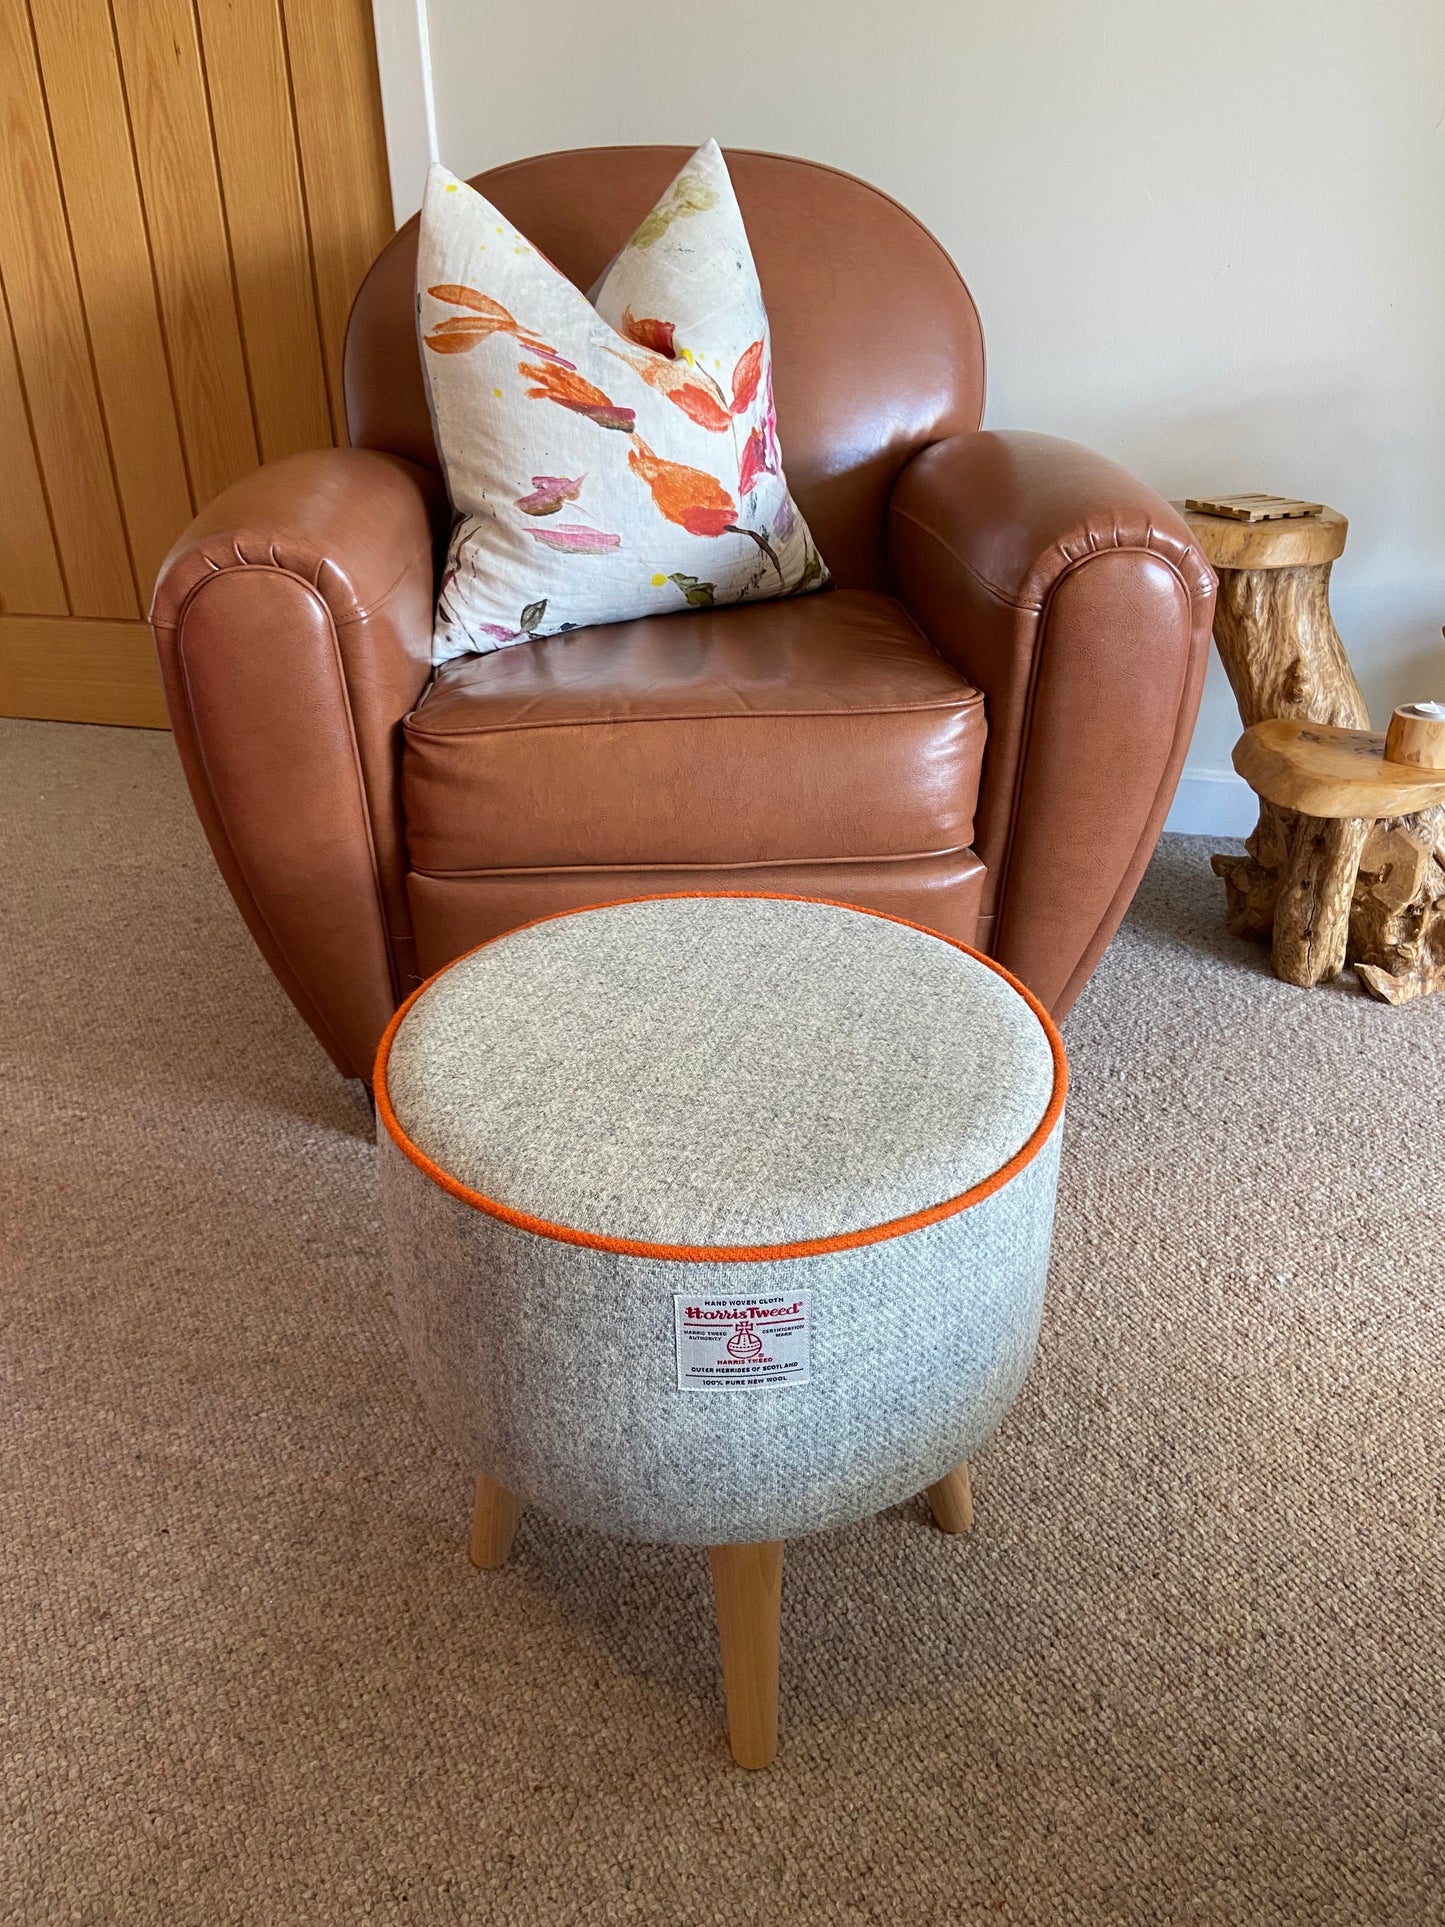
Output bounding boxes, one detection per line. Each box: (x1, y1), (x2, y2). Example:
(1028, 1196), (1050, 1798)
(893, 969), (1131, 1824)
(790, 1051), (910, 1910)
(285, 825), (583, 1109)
(627, 439), (736, 538)
(730, 340), (764, 415)
(619, 307), (676, 357)
(518, 361), (636, 432)
(424, 287), (574, 366)
(606, 345), (733, 432)
(419, 140), (827, 660)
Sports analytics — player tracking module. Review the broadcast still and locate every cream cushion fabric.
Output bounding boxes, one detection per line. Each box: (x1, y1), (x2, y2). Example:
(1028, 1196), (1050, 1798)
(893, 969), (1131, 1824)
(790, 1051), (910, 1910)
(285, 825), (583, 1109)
(418, 141), (827, 664)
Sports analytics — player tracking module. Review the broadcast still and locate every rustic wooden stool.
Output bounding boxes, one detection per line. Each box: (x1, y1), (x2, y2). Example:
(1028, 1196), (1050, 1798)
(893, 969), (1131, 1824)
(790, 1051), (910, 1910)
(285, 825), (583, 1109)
(1177, 498), (1445, 1001)
(1232, 716), (1445, 998)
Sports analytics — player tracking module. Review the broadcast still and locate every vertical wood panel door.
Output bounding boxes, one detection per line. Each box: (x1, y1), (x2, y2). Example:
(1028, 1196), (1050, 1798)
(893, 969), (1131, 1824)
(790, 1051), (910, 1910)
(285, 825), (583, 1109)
(0, 0), (394, 727)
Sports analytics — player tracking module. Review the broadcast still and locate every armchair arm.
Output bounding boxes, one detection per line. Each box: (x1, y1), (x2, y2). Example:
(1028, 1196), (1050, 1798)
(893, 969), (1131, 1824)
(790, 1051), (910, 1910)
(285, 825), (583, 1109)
(151, 447), (446, 1080)
(889, 431), (1215, 1016)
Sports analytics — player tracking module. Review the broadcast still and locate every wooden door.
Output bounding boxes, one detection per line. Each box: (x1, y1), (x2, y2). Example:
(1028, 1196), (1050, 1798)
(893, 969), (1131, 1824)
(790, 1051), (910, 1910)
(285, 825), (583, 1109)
(0, 0), (394, 727)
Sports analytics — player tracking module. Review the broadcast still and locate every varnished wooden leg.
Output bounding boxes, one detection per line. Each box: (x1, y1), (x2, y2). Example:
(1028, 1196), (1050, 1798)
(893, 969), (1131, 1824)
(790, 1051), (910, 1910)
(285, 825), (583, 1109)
(708, 1542), (783, 1769)
(468, 1472), (522, 1570)
(926, 1461), (974, 1534)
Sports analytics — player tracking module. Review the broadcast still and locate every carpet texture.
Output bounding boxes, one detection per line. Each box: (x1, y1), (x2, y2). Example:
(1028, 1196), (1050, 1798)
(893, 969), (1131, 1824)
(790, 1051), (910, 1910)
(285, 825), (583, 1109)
(1, 718), (1441, 1926)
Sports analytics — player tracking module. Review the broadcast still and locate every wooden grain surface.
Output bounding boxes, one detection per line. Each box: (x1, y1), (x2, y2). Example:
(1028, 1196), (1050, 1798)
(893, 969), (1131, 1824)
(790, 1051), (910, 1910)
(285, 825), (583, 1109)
(197, 0), (333, 461)
(0, 0), (390, 720)
(111, 0), (260, 505)
(30, 0), (197, 592)
(709, 1541), (783, 1770)
(281, 0), (394, 431)
(926, 1462), (975, 1534)
(0, 0), (138, 617)
(0, 276), (67, 614)
(1185, 493), (1323, 524)
(1384, 704), (1445, 774)
(1233, 719), (1445, 819)
(467, 1473), (523, 1571)
(0, 614), (166, 725)
(1176, 502), (1347, 571)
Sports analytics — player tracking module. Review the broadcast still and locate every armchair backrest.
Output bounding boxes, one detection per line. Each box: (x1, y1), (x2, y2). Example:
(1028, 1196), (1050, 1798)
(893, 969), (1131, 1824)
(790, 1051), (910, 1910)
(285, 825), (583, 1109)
(345, 146), (985, 590)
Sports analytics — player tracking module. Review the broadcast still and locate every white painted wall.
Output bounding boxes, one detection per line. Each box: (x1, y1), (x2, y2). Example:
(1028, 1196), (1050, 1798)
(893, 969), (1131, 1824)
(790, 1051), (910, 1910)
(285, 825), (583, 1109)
(399, 0), (1445, 830)
(370, 0), (437, 228)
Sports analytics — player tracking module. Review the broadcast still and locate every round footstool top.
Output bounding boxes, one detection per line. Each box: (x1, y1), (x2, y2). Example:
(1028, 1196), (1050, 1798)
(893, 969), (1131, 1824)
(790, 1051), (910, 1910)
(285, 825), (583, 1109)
(377, 895), (1065, 1258)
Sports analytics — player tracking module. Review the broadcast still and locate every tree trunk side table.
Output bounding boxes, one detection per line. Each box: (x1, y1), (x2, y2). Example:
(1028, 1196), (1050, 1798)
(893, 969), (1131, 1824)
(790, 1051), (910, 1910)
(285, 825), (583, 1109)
(1178, 500), (1445, 1002)
(1233, 719), (1445, 1000)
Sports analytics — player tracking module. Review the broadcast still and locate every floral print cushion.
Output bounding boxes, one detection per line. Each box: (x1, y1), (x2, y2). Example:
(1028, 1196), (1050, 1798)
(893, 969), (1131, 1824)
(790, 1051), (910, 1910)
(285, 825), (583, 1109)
(419, 140), (828, 662)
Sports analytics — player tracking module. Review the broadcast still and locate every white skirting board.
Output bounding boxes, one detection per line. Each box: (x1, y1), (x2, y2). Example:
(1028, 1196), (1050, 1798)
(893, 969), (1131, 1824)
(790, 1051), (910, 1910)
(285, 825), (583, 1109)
(1163, 768), (1258, 839)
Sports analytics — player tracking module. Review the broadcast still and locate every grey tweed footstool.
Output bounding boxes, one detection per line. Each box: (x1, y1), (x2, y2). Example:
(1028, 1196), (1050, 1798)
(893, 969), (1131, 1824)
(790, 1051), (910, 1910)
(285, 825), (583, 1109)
(376, 893), (1066, 1768)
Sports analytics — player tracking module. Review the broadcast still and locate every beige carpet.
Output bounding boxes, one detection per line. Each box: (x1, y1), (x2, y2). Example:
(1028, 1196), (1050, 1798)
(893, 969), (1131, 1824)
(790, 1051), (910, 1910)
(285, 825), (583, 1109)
(2, 718), (1442, 1927)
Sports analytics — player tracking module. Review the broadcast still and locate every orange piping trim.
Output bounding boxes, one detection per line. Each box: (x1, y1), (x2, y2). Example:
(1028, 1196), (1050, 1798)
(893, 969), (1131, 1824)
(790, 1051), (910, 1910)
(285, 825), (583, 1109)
(373, 893), (1068, 1264)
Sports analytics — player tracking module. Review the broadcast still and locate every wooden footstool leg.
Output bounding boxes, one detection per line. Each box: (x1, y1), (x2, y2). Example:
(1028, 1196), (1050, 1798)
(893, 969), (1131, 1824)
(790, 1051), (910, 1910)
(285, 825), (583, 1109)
(926, 1461), (974, 1533)
(708, 1542), (782, 1769)
(1271, 812), (1370, 986)
(468, 1472), (522, 1570)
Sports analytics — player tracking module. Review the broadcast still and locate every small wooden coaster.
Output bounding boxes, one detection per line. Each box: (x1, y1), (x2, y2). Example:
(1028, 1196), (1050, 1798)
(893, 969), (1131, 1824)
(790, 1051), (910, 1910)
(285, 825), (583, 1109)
(1185, 493), (1324, 523)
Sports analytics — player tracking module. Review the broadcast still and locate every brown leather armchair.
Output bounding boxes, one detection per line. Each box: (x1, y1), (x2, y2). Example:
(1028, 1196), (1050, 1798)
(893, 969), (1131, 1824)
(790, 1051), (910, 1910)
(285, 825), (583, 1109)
(152, 147), (1215, 1086)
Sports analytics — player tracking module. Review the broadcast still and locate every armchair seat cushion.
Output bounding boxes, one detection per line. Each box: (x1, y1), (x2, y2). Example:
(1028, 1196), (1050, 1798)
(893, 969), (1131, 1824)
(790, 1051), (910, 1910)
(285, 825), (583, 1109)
(402, 590), (986, 875)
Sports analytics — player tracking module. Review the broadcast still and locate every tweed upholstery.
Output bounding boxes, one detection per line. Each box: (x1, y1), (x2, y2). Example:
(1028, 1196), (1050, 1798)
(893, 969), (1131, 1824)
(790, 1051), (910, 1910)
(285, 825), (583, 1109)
(377, 894), (1065, 1543)
(383, 895), (1056, 1248)
(381, 1127), (1059, 1543)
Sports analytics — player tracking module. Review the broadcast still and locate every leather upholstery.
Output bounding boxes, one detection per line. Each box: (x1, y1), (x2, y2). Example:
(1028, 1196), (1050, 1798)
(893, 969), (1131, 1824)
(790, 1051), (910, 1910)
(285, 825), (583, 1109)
(403, 592), (984, 874)
(407, 851), (988, 982)
(151, 448), (446, 1074)
(346, 146), (986, 592)
(150, 147), (1214, 1083)
(889, 431), (1215, 1011)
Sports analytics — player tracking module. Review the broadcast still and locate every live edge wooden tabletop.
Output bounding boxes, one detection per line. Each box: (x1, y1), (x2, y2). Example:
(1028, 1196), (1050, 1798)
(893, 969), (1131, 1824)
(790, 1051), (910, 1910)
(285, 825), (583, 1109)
(1234, 718), (1445, 820)
(1174, 502), (1347, 572)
